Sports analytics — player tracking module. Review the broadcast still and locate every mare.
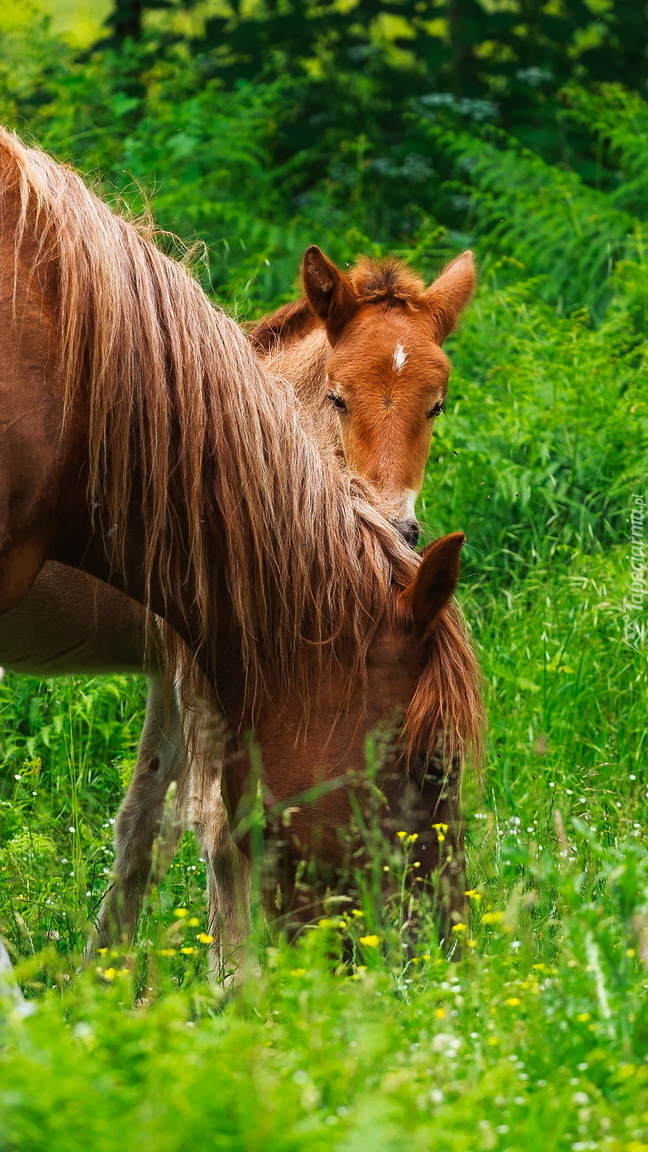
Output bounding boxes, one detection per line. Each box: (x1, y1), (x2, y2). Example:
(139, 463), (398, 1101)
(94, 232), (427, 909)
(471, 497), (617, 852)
(0, 244), (475, 955)
(0, 128), (483, 976)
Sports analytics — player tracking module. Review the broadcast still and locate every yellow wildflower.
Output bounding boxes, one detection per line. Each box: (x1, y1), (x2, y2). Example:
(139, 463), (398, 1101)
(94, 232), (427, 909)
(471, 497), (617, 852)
(197, 933), (214, 944)
(481, 911), (504, 925)
(505, 997), (521, 1007)
(434, 1007), (446, 1019)
(359, 935), (381, 948)
(187, 916), (200, 927)
(451, 923), (467, 934)
(180, 946), (195, 955)
(103, 967), (116, 981)
(486, 1036), (499, 1046)
(351, 909), (363, 918)
(174, 908), (189, 918)
(521, 978), (540, 994)
(464, 889), (482, 902)
(290, 968), (306, 977)
(396, 831), (407, 840)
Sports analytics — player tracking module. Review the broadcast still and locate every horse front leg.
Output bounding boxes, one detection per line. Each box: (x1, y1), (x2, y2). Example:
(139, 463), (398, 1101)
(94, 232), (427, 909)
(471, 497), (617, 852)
(93, 674), (188, 948)
(185, 720), (251, 987)
(204, 806), (251, 987)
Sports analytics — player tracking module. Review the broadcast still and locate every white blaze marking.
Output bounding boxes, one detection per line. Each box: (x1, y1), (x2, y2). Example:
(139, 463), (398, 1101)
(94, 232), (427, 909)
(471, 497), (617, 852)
(393, 343), (407, 372)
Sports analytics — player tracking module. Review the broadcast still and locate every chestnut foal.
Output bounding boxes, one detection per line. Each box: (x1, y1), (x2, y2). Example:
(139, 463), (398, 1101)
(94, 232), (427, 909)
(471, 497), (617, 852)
(253, 244), (475, 546)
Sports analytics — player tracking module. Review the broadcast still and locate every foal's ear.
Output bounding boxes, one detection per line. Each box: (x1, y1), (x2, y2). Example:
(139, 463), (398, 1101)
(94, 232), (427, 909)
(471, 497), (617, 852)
(302, 245), (357, 343)
(400, 532), (465, 636)
(423, 251), (475, 344)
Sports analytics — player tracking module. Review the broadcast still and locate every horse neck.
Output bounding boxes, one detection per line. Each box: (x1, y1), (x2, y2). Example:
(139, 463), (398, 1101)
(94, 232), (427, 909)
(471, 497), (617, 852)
(49, 490), (251, 722)
(263, 328), (341, 457)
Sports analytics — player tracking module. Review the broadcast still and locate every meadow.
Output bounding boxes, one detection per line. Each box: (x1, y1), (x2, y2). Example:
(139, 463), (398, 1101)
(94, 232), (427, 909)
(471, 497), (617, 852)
(0, 12), (647, 1150)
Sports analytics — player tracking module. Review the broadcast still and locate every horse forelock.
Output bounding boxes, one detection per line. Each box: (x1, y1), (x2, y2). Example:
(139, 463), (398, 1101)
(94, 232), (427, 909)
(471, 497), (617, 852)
(349, 256), (427, 308)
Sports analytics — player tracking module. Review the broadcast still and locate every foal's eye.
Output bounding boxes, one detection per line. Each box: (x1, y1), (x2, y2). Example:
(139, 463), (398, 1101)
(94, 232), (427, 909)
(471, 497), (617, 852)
(427, 401), (445, 419)
(326, 391), (348, 413)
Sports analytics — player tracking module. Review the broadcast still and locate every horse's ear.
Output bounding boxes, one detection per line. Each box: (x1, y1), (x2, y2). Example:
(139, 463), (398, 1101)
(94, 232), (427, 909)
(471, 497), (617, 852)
(302, 245), (357, 343)
(400, 532), (465, 636)
(422, 251), (475, 344)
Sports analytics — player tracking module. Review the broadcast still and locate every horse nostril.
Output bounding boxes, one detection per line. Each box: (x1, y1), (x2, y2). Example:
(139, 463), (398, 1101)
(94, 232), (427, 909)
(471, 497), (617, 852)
(394, 519), (420, 548)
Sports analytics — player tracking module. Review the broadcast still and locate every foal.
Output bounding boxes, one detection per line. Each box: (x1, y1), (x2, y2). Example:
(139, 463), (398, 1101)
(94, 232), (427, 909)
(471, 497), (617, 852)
(253, 244), (475, 545)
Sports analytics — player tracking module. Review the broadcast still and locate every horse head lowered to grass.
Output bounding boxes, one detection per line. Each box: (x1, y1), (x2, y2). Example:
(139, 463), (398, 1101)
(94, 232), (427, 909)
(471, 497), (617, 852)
(251, 245), (475, 546)
(0, 128), (483, 954)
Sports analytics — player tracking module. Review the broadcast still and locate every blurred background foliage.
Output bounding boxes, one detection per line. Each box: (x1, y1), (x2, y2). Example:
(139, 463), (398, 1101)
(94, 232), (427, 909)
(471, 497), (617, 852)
(15, 0), (645, 156)
(0, 1), (646, 329)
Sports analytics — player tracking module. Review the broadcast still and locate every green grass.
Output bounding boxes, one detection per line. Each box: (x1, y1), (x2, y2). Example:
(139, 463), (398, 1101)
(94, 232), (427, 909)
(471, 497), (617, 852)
(1, 22), (648, 1152)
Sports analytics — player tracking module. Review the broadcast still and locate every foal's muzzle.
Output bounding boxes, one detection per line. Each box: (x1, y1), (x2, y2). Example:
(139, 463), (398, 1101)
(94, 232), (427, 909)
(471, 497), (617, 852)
(393, 518), (420, 549)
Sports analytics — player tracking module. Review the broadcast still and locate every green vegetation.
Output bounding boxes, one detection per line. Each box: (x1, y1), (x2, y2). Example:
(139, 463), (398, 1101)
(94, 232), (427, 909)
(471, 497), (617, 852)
(0, 5), (647, 1149)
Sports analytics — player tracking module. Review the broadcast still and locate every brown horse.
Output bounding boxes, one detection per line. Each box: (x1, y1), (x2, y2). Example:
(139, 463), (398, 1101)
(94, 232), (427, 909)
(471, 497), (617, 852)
(0, 241), (474, 955)
(0, 536), (471, 973)
(0, 128), (483, 971)
(252, 245), (475, 547)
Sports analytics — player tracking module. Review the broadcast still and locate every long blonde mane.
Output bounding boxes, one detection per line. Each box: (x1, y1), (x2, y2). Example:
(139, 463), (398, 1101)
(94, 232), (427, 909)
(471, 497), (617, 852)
(0, 127), (483, 763)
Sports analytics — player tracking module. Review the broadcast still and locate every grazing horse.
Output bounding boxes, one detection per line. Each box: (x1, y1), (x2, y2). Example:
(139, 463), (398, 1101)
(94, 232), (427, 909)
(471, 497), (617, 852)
(0, 244), (475, 955)
(0, 128), (483, 975)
